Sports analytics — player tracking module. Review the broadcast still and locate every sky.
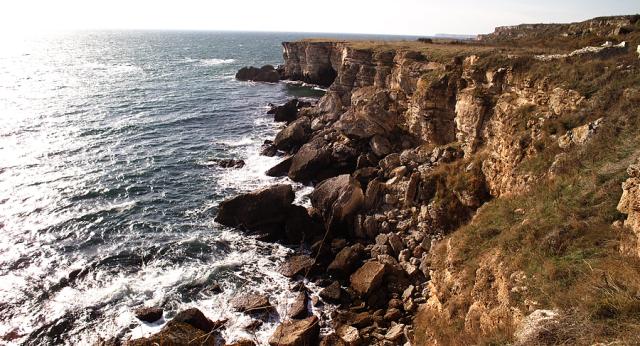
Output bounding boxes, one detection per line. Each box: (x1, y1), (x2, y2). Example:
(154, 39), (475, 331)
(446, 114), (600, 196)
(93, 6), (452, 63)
(1, 0), (639, 36)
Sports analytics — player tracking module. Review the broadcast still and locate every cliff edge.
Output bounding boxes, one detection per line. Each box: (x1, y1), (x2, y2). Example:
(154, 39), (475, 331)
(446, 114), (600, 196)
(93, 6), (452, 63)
(268, 15), (640, 344)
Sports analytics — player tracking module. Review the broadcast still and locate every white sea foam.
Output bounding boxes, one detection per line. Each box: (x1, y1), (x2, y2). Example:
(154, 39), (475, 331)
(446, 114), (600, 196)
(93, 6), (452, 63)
(182, 57), (235, 66)
(216, 137), (254, 148)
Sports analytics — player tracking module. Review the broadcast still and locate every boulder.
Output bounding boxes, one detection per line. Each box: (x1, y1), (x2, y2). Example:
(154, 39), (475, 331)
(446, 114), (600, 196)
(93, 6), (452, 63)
(327, 244), (365, 277)
(274, 117), (311, 151)
(171, 308), (224, 333)
(216, 159), (245, 169)
(272, 99), (310, 123)
(278, 255), (315, 278)
(288, 137), (333, 183)
(385, 323), (405, 341)
(134, 306), (163, 323)
(283, 205), (324, 244)
(370, 135), (392, 157)
(336, 325), (361, 346)
(126, 321), (218, 346)
(319, 281), (342, 302)
(236, 65), (280, 83)
(231, 294), (273, 314)
(319, 333), (347, 346)
(266, 157), (293, 177)
(269, 315), (320, 346)
(558, 118), (603, 149)
(350, 261), (387, 296)
(261, 140), (278, 157)
(215, 184), (294, 234)
(310, 175), (364, 232)
(127, 308), (225, 346)
(289, 291), (309, 319)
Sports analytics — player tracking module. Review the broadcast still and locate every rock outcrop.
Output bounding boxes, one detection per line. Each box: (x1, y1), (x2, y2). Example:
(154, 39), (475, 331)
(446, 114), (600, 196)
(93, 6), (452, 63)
(236, 65), (280, 83)
(210, 16), (640, 344)
(618, 160), (640, 257)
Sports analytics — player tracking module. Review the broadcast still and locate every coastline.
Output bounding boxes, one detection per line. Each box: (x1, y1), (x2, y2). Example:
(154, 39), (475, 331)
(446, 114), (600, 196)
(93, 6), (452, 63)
(120, 14), (640, 346)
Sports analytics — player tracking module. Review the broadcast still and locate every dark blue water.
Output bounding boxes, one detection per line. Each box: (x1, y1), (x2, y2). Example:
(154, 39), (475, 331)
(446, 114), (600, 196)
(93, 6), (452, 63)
(0, 31), (416, 345)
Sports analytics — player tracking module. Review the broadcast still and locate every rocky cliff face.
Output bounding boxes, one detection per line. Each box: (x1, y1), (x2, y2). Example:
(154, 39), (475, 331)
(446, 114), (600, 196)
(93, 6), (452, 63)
(273, 32), (640, 344)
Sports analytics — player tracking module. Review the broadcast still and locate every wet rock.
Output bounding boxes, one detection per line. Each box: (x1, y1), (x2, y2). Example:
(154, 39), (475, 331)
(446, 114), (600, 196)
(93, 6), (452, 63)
(215, 184), (294, 234)
(126, 321), (218, 346)
(231, 294), (273, 314)
(327, 244), (365, 278)
(319, 281), (342, 302)
(311, 174), (364, 232)
(350, 261), (387, 296)
(265, 157), (293, 177)
(171, 308), (225, 333)
(236, 65), (280, 83)
(269, 315), (320, 346)
(284, 205), (323, 244)
(210, 281), (223, 294)
(272, 99), (309, 123)
(261, 141), (278, 157)
(217, 159), (245, 169)
(288, 137), (333, 183)
(134, 306), (163, 323)
(289, 291), (309, 319)
(278, 255), (315, 278)
(274, 117), (311, 151)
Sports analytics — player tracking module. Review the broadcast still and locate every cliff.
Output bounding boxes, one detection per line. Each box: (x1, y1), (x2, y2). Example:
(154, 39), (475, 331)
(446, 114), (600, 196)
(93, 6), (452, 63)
(270, 21), (640, 344)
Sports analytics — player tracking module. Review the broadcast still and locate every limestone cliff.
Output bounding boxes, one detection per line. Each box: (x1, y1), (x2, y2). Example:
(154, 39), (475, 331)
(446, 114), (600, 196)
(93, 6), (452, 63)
(273, 23), (640, 344)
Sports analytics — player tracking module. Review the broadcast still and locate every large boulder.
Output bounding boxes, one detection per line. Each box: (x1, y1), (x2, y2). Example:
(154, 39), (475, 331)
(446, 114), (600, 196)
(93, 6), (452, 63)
(288, 137), (333, 183)
(278, 255), (315, 277)
(266, 157), (293, 177)
(215, 184), (294, 234)
(126, 322), (218, 346)
(171, 308), (224, 333)
(231, 293), (273, 314)
(327, 243), (365, 278)
(289, 291), (309, 319)
(269, 315), (320, 346)
(274, 117), (311, 151)
(126, 308), (224, 346)
(272, 99), (312, 123)
(311, 175), (364, 232)
(350, 261), (387, 296)
(236, 65), (280, 83)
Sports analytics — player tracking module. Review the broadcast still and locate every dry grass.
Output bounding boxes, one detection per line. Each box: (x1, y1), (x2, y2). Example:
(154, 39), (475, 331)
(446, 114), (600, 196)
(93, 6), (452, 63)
(415, 42), (640, 344)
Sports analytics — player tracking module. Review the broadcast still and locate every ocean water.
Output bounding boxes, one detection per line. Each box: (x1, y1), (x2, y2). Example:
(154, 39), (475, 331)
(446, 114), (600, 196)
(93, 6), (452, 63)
(0, 31), (414, 345)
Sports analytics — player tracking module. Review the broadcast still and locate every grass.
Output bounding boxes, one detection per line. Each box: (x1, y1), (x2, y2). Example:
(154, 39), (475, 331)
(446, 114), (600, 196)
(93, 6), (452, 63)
(414, 41), (640, 344)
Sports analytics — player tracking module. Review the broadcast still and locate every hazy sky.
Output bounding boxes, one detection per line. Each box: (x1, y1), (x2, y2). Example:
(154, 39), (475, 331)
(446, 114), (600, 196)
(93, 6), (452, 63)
(2, 0), (639, 36)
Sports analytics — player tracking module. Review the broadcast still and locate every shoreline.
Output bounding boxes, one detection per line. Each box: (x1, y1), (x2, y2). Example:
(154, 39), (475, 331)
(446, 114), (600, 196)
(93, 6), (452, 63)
(119, 13), (640, 345)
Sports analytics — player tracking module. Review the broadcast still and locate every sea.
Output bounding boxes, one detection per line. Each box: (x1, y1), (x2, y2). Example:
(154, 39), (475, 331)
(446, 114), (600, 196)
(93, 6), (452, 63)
(0, 30), (417, 345)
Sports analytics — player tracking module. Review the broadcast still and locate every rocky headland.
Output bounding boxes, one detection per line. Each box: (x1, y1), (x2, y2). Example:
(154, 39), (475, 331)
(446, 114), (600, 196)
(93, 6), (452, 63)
(121, 15), (640, 346)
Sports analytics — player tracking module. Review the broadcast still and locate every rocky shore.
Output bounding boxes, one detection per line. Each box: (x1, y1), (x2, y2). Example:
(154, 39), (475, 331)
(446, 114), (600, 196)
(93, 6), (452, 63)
(115, 14), (640, 346)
